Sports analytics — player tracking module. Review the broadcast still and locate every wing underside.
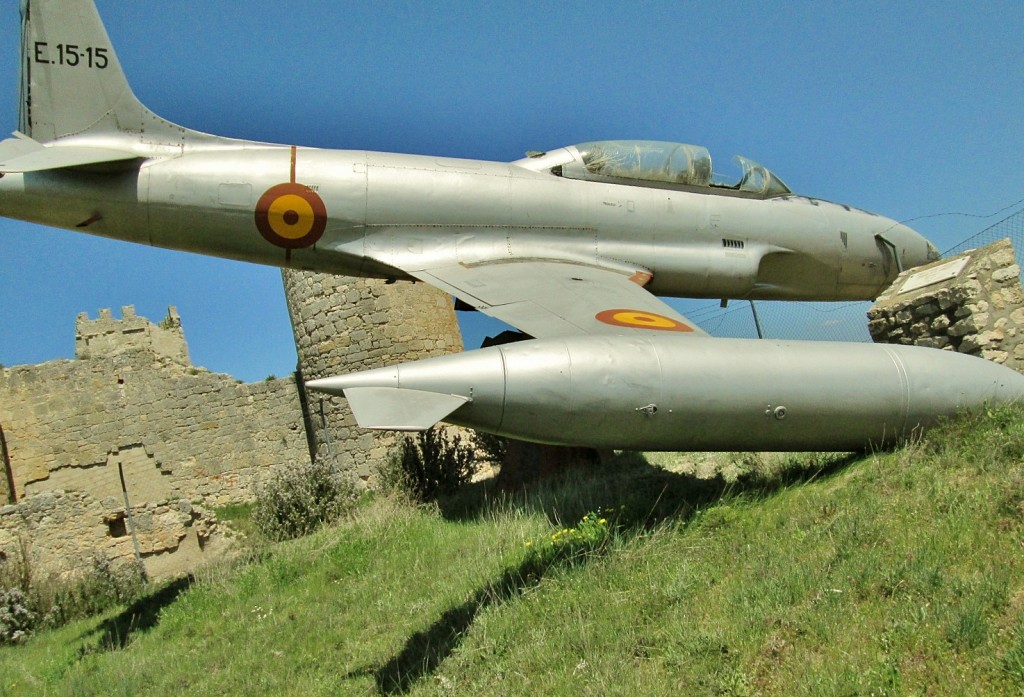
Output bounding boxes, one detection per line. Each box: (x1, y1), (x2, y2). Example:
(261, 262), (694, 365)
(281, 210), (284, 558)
(411, 260), (707, 338)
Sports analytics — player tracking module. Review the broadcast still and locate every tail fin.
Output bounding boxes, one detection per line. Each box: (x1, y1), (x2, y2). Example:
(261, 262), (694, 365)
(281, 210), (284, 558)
(18, 0), (199, 145)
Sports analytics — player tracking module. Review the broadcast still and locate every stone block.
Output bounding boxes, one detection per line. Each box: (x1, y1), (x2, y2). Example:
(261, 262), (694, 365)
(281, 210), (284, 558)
(915, 336), (950, 350)
(992, 264), (1020, 284)
(958, 334), (989, 353)
(961, 279), (984, 298)
(949, 317), (983, 337)
(909, 321), (930, 337)
(990, 248), (1016, 268)
(1002, 286), (1024, 305)
(930, 315), (951, 332)
(982, 349), (1009, 364)
(913, 302), (939, 318)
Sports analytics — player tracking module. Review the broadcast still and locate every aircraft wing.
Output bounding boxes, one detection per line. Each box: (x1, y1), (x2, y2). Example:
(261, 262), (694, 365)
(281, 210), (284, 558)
(412, 260), (708, 338)
(0, 134), (140, 173)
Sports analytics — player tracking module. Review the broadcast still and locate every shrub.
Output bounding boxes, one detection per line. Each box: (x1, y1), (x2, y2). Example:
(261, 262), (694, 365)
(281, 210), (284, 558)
(0, 587), (36, 645)
(253, 458), (357, 541)
(381, 428), (476, 502)
(473, 430), (508, 466)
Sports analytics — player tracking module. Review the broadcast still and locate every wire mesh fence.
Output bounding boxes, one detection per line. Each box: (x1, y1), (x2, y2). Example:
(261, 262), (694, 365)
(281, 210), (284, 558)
(679, 206), (1024, 342)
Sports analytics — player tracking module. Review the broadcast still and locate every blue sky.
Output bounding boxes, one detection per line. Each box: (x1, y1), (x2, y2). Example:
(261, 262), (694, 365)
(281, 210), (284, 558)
(0, 1), (1022, 381)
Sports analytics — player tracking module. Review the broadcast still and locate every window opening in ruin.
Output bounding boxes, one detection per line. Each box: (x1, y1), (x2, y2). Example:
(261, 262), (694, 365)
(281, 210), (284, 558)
(107, 514), (128, 538)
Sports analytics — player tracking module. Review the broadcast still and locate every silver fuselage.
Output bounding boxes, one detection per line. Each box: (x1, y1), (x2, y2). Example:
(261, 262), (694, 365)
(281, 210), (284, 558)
(0, 142), (931, 303)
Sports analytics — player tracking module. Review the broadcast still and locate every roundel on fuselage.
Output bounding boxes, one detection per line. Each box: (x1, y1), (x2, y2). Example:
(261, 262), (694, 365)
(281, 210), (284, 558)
(254, 183), (327, 249)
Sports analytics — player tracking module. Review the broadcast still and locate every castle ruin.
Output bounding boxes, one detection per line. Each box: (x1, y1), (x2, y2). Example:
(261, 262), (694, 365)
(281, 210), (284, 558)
(0, 273), (464, 580)
(0, 306), (309, 579)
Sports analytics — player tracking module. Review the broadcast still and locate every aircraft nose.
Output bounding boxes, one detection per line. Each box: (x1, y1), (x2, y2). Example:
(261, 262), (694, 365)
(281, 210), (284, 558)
(880, 221), (936, 272)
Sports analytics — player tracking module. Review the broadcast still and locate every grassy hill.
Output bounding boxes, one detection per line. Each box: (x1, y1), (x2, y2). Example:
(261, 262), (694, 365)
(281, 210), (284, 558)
(3, 408), (1024, 695)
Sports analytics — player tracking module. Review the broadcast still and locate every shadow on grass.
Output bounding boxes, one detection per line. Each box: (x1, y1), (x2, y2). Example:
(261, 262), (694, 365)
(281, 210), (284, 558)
(78, 575), (193, 654)
(362, 449), (863, 694)
(365, 549), (566, 694)
(442, 449), (862, 530)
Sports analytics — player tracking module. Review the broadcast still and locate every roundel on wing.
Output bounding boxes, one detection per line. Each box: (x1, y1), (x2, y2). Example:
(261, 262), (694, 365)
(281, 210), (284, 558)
(595, 309), (693, 332)
(254, 183), (327, 249)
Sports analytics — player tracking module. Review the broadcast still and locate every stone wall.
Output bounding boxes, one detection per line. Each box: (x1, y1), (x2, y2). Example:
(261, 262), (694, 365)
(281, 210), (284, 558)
(0, 307), (309, 579)
(868, 238), (1024, 370)
(282, 271), (463, 483)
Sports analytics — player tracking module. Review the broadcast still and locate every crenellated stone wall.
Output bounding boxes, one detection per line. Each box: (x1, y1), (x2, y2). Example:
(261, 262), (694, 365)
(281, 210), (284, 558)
(1, 274), (467, 580)
(868, 238), (1024, 371)
(75, 305), (189, 364)
(0, 306), (309, 579)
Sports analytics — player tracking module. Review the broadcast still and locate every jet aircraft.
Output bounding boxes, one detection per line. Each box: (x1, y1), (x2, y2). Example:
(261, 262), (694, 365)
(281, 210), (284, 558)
(2, 0), (1020, 450)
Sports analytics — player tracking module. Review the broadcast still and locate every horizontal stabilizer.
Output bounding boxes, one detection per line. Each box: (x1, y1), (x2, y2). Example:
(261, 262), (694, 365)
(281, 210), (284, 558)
(342, 387), (470, 431)
(0, 136), (141, 173)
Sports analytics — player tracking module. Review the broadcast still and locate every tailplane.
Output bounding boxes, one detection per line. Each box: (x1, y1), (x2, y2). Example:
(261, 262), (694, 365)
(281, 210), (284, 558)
(18, 0), (211, 147)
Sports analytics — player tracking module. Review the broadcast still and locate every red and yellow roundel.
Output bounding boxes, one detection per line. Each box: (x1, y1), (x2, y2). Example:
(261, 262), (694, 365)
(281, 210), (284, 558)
(254, 183), (327, 249)
(596, 308), (693, 332)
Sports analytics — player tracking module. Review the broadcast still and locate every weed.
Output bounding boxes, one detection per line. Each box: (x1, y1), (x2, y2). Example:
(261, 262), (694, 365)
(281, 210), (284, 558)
(1002, 624), (1024, 686)
(522, 507), (623, 570)
(41, 553), (147, 626)
(213, 502), (257, 538)
(0, 545), (145, 642)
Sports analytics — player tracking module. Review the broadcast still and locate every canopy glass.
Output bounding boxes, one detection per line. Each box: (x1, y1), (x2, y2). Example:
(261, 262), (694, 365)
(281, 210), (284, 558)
(567, 140), (791, 197)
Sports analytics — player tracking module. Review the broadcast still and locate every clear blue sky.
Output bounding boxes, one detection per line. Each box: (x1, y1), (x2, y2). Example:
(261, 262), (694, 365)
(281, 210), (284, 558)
(0, 1), (1022, 381)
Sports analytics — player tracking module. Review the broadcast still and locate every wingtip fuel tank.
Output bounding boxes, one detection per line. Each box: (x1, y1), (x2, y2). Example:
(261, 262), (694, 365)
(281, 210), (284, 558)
(307, 337), (1024, 451)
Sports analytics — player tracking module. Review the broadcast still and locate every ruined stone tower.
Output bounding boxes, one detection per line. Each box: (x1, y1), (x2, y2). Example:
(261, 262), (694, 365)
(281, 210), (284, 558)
(281, 271), (463, 482)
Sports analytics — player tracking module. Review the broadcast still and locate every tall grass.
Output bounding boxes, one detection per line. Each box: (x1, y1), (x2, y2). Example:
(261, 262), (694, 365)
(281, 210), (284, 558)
(2, 407), (1024, 694)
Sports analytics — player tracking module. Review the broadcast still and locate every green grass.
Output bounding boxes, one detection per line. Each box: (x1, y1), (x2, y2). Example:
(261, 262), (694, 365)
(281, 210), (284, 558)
(213, 502), (258, 538)
(4, 407), (1024, 695)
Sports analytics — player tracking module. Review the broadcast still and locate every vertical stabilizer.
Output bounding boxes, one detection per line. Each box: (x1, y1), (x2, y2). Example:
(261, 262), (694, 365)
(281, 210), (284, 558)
(18, 0), (206, 145)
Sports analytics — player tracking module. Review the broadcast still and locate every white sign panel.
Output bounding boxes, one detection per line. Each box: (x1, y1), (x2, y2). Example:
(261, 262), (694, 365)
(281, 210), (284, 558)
(899, 256), (970, 294)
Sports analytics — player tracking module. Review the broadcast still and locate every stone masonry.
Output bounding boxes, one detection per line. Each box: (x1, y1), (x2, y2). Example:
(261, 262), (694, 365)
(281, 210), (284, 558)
(0, 306), (310, 580)
(282, 271), (464, 483)
(868, 238), (1024, 371)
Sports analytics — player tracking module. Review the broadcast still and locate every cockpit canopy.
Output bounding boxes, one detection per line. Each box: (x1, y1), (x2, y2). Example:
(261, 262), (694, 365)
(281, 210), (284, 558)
(555, 140), (791, 198)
